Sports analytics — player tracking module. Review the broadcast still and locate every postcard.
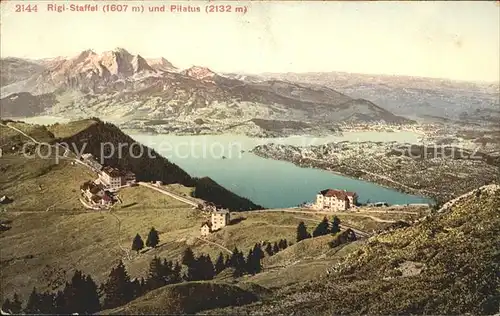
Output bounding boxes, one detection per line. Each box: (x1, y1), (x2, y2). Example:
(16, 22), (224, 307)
(0, 1), (499, 315)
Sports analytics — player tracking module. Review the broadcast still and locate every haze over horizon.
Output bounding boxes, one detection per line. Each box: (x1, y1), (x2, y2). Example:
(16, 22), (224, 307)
(1, 1), (498, 83)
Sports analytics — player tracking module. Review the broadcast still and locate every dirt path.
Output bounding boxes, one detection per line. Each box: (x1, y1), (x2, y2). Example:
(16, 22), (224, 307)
(195, 237), (233, 254)
(138, 182), (198, 207)
(1, 122), (85, 166)
(253, 208), (398, 223)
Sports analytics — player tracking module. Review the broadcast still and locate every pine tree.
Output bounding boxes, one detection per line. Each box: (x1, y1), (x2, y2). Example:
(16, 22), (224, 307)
(272, 242), (280, 254)
(172, 262), (182, 283)
(146, 256), (165, 290)
(313, 217), (330, 237)
(282, 239), (288, 249)
(38, 291), (56, 314)
(182, 247), (195, 267)
(162, 259), (173, 283)
(252, 244), (264, 273)
(296, 221), (311, 242)
(246, 249), (256, 275)
(10, 293), (22, 314)
(64, 270), (84, 313)
(131, 233), (145, 254)
(24, 287), (42, 314)
(83, 275), (101, 314)
(227, 247), (240, 268)
(278, 239), (289, 250)
(265, 243), (274, 256)
(59, 270), (100, 314)
(185, 256), (199, 281)
(146, 227), (160, 248)
(233, 249), (247, 277)
(227, 247), (246, 277)
(201, 254), (215, 280)
(331, 216), (341, 234)
(130, 278), (143, 299)
(254, 243), (265, 261)
(103, 260), (133, 309)
(214, 252), (226, 274)
(54, 290), (66, 314)
(2, 299), (12, 314)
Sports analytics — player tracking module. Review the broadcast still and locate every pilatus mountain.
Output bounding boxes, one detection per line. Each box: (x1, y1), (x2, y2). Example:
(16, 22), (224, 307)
(0, 48), (412, 136)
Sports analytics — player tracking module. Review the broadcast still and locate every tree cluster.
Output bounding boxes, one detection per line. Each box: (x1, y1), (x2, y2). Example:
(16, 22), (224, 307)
(131, 227), (160, 253)
(263, 239), (289, 257)
(182, 247), (216, 281)
(2, 270), (101, 315)
(144, 256), (182, 291)
(297, 216), (342, 242)
(3, 241), (284, 315)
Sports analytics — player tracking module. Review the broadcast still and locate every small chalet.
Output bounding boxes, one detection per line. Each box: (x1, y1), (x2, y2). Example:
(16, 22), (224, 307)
(200, 221), (212, 236)
(80, 181), (114, 207)
(313, 189), (358, 211)
(81, 181), (105, 200)
(200, 209), (231, 236)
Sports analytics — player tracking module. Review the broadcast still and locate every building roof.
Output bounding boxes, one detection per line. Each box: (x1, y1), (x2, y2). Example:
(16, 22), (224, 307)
(212, 209), (229, 215)
(102, 166), (122, 178)
(319, 189), (357, 200)
(80, 181), (93, 190)
(81, 180), (105, 194)
(201, 221), (212, 228)
(122, 170), (136, 178)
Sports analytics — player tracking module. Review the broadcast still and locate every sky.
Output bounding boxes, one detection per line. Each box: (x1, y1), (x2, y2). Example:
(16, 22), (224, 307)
(1, 1), (499, 82)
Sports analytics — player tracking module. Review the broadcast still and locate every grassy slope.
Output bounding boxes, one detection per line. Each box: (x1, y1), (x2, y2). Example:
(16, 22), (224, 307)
(1, 119), (435, 310)
(0, 186), (202, 301)
(0, 168), (401, 304)
(0, 155), (96, 212)
(212, 186), (500, 315)
(47, 118), (97, 139)
(54, 119), (262, 211)
(100, 281), (260, 315)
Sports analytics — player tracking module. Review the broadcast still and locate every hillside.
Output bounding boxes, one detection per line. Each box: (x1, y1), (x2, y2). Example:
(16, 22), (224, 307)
(211, 184), (500, 315)
(0, 48), (414, 137)
(0, 138), (404, 307)
(100, 282), (259, 315)
(0, 58), (45, 87)
(0, 92), (57, 117)
(1, 119), (261, 211)
(3, 128), (496, 315)
(258, 71), (500, 123)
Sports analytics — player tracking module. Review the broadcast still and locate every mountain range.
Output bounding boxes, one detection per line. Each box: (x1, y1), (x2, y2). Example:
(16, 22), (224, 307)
(250, 72), (499, 124)
(0, 48), (413, 137)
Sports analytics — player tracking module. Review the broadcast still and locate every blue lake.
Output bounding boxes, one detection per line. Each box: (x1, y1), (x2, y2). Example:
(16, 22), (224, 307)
(13, 116), (432, 208)
(130, 133), (433, 208)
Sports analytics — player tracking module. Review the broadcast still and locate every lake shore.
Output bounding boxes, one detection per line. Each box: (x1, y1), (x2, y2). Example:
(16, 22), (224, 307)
(250, 142), (499, 204)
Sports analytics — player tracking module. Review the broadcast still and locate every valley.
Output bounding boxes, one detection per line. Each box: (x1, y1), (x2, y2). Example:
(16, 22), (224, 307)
(0, 47), (498, 315)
